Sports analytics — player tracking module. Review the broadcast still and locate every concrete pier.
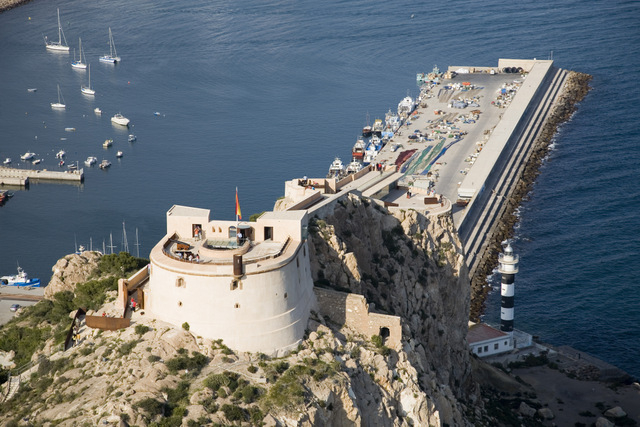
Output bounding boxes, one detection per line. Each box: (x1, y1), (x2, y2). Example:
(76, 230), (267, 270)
(0, 166), (84, 186)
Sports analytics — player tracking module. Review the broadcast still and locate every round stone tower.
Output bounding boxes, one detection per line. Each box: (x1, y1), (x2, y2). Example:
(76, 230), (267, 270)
(498, 243), (519, 333)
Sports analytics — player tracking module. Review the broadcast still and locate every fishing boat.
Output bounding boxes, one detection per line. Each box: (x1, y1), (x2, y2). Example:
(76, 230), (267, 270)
(397, 96), (416, 117)
(81, 64), (95, 95)
(103, 139), (113, 148)
(116, 151), (123, 158)
(55, 150), (65, 159)
(346, 160), (363, 174)
(327, 157), (345, 178)
(0, 266), (41, 287)
(352, 137), (365, 159)
(3, 158), (11, 165)
(128, 134), (137, 142)
(20, 152), (35, 161)
(94, 107), (102, 115)
(111, 113), (130, 126)
(51, 84), (66, 109)
(372, 119), (384, 137)
(71, 38), (87, 69)
(44, 9), (69, 52)
(99, 27), (121, 63)
(362, 113), (372, 137)
(84, 156), (97, 166)
(99, 159), (112, 169)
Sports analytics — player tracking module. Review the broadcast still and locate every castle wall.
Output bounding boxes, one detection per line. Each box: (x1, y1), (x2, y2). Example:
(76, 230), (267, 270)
(314, 287), (402, 349)
(147, 240), (315, 355)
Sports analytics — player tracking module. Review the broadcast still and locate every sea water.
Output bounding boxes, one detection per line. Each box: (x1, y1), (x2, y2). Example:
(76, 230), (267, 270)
(0, 0), (638, 378)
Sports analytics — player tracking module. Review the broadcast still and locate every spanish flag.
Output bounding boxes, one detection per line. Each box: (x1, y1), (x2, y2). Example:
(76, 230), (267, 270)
(235, 187), (242, 220)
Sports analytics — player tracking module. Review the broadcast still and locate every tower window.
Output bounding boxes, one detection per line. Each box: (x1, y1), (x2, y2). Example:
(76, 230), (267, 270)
(176, 277), (185, 288)
(234, 303), (240, 309)
(284, 292), (288, 299)
(178, 301), (183, 307)
(231, 280), (239, 290)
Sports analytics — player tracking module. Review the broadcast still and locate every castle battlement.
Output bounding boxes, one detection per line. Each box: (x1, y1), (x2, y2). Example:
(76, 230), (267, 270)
(144, 205), (315, 356)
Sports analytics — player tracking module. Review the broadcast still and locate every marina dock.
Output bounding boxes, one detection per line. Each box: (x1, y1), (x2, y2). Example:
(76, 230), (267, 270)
(282, 58), (572, 281)
(0, 166), (84, 186)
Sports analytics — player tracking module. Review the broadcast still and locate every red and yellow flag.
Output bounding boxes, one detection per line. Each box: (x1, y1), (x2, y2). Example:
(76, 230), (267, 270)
(235, 187), (242, 220)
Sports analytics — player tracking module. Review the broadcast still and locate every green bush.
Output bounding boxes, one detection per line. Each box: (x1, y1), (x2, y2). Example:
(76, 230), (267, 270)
(221, 404), (245, 422)
(96, 252), (149, 278)
(135, 324), (150, 335)
(118, 339), (140, 356)
(247, 365), (258, 374)
(182, 322), (190, 331)
(73, 277), (118, 311)
(134, 397), (164, 417)
(204, 371), (240, 393)
(165, 351), (208, 374)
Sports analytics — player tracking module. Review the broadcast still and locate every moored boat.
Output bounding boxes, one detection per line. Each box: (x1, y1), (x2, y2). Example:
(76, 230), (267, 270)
(51, 84), (66, 109)
(397, 95), (416, 117)
(44, 9), (69, 52)
(55, 150), (66, 159)
(20, 152), (36, 161)
(99, 159), (112, 169)
(352, 137), (365, 159)
(94, 107), (102, 115)
(3, 158), (11, 165)
(128, 134), (137, 142)
(116, 151), (123, 158)
(346, 159), (363, 174)
(372, 119), (384, 137)
(327, 157), (345, 178)
(71, 38), (87, 69)
(84, 156), (97, 166)
(103, 139), (113, 148)
(111, 113), (130, 126)
(99, 27), (121, 63)
(0, 267), (41, 287)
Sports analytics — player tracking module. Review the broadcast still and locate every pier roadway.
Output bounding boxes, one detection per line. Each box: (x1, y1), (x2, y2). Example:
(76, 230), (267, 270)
(373, 72), (524, 208)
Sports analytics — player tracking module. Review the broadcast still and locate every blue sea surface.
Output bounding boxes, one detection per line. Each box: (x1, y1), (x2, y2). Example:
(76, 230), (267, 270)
(0, 0), (638, 377)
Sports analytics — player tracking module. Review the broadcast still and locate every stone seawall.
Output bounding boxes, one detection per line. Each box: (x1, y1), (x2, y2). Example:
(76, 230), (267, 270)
(469, 71), (593, 319)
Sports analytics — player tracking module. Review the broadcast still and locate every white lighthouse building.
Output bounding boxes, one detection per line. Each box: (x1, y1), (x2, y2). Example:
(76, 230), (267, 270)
(143, 205), (315, 356)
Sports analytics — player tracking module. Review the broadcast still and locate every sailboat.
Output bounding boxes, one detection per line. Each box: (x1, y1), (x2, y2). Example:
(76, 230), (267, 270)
(45, 8), (69, 52)
(51, 84), (66, 109)
(71, 38), (87, 69)
(99, 27), (121, 63)
(81, 64), (95, 95)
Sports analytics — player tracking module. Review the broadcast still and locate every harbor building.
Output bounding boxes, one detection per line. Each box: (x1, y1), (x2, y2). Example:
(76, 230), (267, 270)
(143, 205), (315, 356)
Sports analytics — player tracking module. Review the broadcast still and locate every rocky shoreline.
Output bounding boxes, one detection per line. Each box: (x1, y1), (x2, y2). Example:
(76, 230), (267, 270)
(469, 71), (594, 320)
(0, 0), (32, 14)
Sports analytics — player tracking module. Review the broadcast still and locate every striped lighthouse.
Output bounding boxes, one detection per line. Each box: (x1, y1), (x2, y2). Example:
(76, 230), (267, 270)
(498, 243), (519, 333)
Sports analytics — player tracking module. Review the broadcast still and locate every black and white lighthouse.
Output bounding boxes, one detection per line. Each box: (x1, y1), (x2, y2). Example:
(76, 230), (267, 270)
(498, 243), (519, 333)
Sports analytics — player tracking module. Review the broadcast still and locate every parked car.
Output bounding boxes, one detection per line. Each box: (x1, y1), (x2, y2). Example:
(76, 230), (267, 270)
(10, 304), (20, 312)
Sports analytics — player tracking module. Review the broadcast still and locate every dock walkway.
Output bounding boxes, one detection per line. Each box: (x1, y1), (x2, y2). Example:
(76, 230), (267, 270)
(0, 166), (84, 186)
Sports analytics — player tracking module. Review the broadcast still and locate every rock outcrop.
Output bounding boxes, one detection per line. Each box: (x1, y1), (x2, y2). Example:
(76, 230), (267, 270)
(44, 251), (102, 299)
(307, 195), (475, 425)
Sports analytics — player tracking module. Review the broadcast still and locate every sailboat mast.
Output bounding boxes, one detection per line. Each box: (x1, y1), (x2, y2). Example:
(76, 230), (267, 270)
(135, 228), (141, 258)
(57, 9), (62, 44)
(122, 221), (129, 253)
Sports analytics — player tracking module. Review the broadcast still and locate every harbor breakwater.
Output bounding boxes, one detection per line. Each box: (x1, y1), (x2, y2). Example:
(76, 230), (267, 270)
(469, 71), (593, 319)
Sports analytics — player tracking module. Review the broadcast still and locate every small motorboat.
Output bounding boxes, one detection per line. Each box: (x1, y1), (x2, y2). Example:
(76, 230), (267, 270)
(111, 113), (130, 126)
(67, 163), (78, 170)
(27, 88), (37, 93)
(99, 159), (111, 169)
(32, 159), (42, 165)
(103, 139), (113, 148)
(3, 158), (11, 165)
(55, 150), (66, 159)
(59, 160), (65, 167)
(128, 134), (136, 142)
(84, 156), (97, 166)
(116, 151), (123, 158)
(65, 127), (76, 132)
(94, 107), (102, 115)
(20, 152), (36, 161)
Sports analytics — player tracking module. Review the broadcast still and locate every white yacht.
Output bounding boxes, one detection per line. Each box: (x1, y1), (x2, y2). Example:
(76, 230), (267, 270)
(346, 160), (363, 174)
(20, 152), (36, 161)
(327, 157), (345, 178)
(45, 9), (69, 52)
(3, 158), (11, 165)
(84, 156), (97, 166)
(99, 28), (121, 63)
(116, 151), (123, 158)
(51, 84), (66, 109)
(398, 96), (416, 117)
(81, 64), (95, 95)
(71, 38), (87, 69)
(94, 107), (102, 115)
(111, 113), (130, 126)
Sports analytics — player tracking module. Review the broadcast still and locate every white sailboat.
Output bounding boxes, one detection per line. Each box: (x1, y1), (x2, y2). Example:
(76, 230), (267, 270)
(51, 84), (66, 109)
(81, 64), (95, 95)
(71, 38), (87, 69)
(99, 27), (121, 63)
(45, 8), (69, 52)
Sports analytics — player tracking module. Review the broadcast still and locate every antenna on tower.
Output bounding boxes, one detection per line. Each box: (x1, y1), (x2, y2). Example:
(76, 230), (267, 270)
(122, 221), (129, 253)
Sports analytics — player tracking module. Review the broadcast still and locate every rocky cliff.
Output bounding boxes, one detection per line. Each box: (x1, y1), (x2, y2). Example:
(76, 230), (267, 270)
(44, 251), (103, 299)
(307, 195), (476, 425)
